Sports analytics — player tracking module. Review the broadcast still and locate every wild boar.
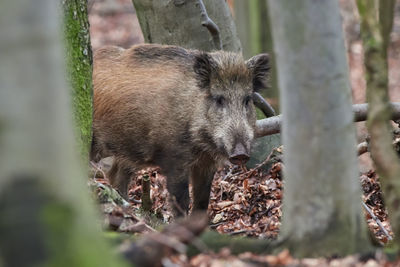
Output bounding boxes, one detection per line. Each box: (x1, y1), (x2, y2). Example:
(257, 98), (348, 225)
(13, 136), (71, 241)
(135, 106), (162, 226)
(91, 44), (269, 216)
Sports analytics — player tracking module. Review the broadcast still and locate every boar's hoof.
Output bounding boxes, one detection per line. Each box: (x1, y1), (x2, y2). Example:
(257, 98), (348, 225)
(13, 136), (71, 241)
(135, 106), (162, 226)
(229, 143), (250, 165)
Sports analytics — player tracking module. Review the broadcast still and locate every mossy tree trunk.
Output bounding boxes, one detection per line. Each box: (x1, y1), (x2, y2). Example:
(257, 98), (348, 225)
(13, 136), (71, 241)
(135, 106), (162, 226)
(267, 0), (370, 257)
(357, 0), (400, 249)
(0, 0), (126, 266)
(62, 0), (93, 160)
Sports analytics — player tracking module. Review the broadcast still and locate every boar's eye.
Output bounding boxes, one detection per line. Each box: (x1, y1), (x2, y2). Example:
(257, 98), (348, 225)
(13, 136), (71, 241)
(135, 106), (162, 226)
(244, 95), (252, 107)
(214, 95), (225, 107)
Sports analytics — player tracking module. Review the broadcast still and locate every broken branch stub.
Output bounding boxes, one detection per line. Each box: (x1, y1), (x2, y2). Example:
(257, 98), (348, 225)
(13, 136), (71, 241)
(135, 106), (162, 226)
(197, 0), (222, 50)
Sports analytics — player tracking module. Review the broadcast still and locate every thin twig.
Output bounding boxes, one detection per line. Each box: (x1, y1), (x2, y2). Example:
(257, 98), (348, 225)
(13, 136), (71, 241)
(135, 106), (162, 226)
(90, 161), (107, 180)
(229, 229), (256, 236)
(243, 149), (276, 178)
(197, 0), (222, 50)
(222, 167), (234, 181)
(362, 202), (393, 241)
(209, 221), (226, 228)
(220, 167), (234, 200)
(126, 212), (156, 232)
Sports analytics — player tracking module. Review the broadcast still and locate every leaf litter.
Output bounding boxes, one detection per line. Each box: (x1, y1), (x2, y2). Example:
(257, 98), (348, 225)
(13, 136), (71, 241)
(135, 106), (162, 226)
(90, 141), (399, 266)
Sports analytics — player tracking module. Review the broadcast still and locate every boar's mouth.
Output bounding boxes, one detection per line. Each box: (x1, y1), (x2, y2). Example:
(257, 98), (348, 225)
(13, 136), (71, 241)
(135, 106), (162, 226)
(196, 127), (253, 166)
(228, 143), (250, 165)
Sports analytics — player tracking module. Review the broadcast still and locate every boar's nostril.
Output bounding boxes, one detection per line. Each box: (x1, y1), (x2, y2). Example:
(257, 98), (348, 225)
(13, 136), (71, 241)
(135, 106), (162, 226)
(229, 154), (250, 165)
(229, 143), (250, 165)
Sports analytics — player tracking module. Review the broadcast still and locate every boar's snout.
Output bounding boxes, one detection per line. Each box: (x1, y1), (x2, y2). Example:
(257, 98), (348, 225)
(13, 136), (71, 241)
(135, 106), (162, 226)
(229, 143), (250, 165)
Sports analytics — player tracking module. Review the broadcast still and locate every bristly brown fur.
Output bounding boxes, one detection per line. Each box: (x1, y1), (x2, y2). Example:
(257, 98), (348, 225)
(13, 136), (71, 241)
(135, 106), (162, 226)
(91, 44), (270, 216)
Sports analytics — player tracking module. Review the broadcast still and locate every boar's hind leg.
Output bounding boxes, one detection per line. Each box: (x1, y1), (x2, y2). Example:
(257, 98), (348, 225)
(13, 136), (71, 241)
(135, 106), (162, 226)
(165, 168), (190, 217)
(191, 163), (216, 211)
(108, 158), (134, 200)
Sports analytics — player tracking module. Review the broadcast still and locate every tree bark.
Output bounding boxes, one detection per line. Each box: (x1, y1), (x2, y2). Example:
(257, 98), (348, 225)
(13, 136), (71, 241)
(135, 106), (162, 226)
(267, 0), (370, 257)
(232, 0), (281, 169)
(357, 0), (400, 248)
(62, 0), (93, 160)
(234, 0), (279, 105)
(0, 0), (126, 266)
(132, 0), (241, 53)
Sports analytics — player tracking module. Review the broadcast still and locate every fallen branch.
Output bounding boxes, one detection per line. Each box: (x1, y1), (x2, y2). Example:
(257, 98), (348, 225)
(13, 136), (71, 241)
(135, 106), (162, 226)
(362, 202), (393, 241)
(197, 0), (222, 50)
(253, 92), (276, 118)
(255, 115), (282, 137)
(121, 212), (209, 267)
(353, 102), (400, 122)
(256, 102), (400, 138)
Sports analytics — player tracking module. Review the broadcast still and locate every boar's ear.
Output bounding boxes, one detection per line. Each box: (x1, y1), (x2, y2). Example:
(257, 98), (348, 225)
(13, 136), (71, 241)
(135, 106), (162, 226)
(194, 53), (216, 89)
(246, 53), (270, 92)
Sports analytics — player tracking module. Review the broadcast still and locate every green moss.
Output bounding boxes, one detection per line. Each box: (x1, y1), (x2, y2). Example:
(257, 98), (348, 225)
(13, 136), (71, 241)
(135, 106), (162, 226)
(63, 0), (93, 161)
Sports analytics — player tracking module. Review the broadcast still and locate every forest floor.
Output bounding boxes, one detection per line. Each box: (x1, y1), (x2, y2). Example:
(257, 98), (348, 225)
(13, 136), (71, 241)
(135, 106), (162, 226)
(90, 130), (400, 267)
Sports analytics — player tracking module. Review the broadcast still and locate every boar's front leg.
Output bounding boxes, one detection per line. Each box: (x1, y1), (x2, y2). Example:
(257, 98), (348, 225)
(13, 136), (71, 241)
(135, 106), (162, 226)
(165, 167), (190, 217)
(191, 161), (216, 211)
(108, 158), (134, 200)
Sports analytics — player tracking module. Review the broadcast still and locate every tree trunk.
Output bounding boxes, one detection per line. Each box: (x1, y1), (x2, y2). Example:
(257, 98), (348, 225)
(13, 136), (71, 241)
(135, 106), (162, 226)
(62, 0), (93, 160)
(0, 0), (126, 266)
(267, 0), (370, 257)
(132, 0), (241, 53)
(234, 0), (279, 105)
(233, 0), (281, 169)
(357, 0), (400, 248)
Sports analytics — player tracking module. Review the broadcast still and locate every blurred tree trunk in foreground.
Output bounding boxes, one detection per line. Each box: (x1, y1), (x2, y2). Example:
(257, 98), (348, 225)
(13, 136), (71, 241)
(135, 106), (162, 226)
(0, 0), (126, 266)
(132, 0), (241, 53)
(62, 0), (93, 160)
(357, 0), (400, 249)
(268, 0), (370, 257)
